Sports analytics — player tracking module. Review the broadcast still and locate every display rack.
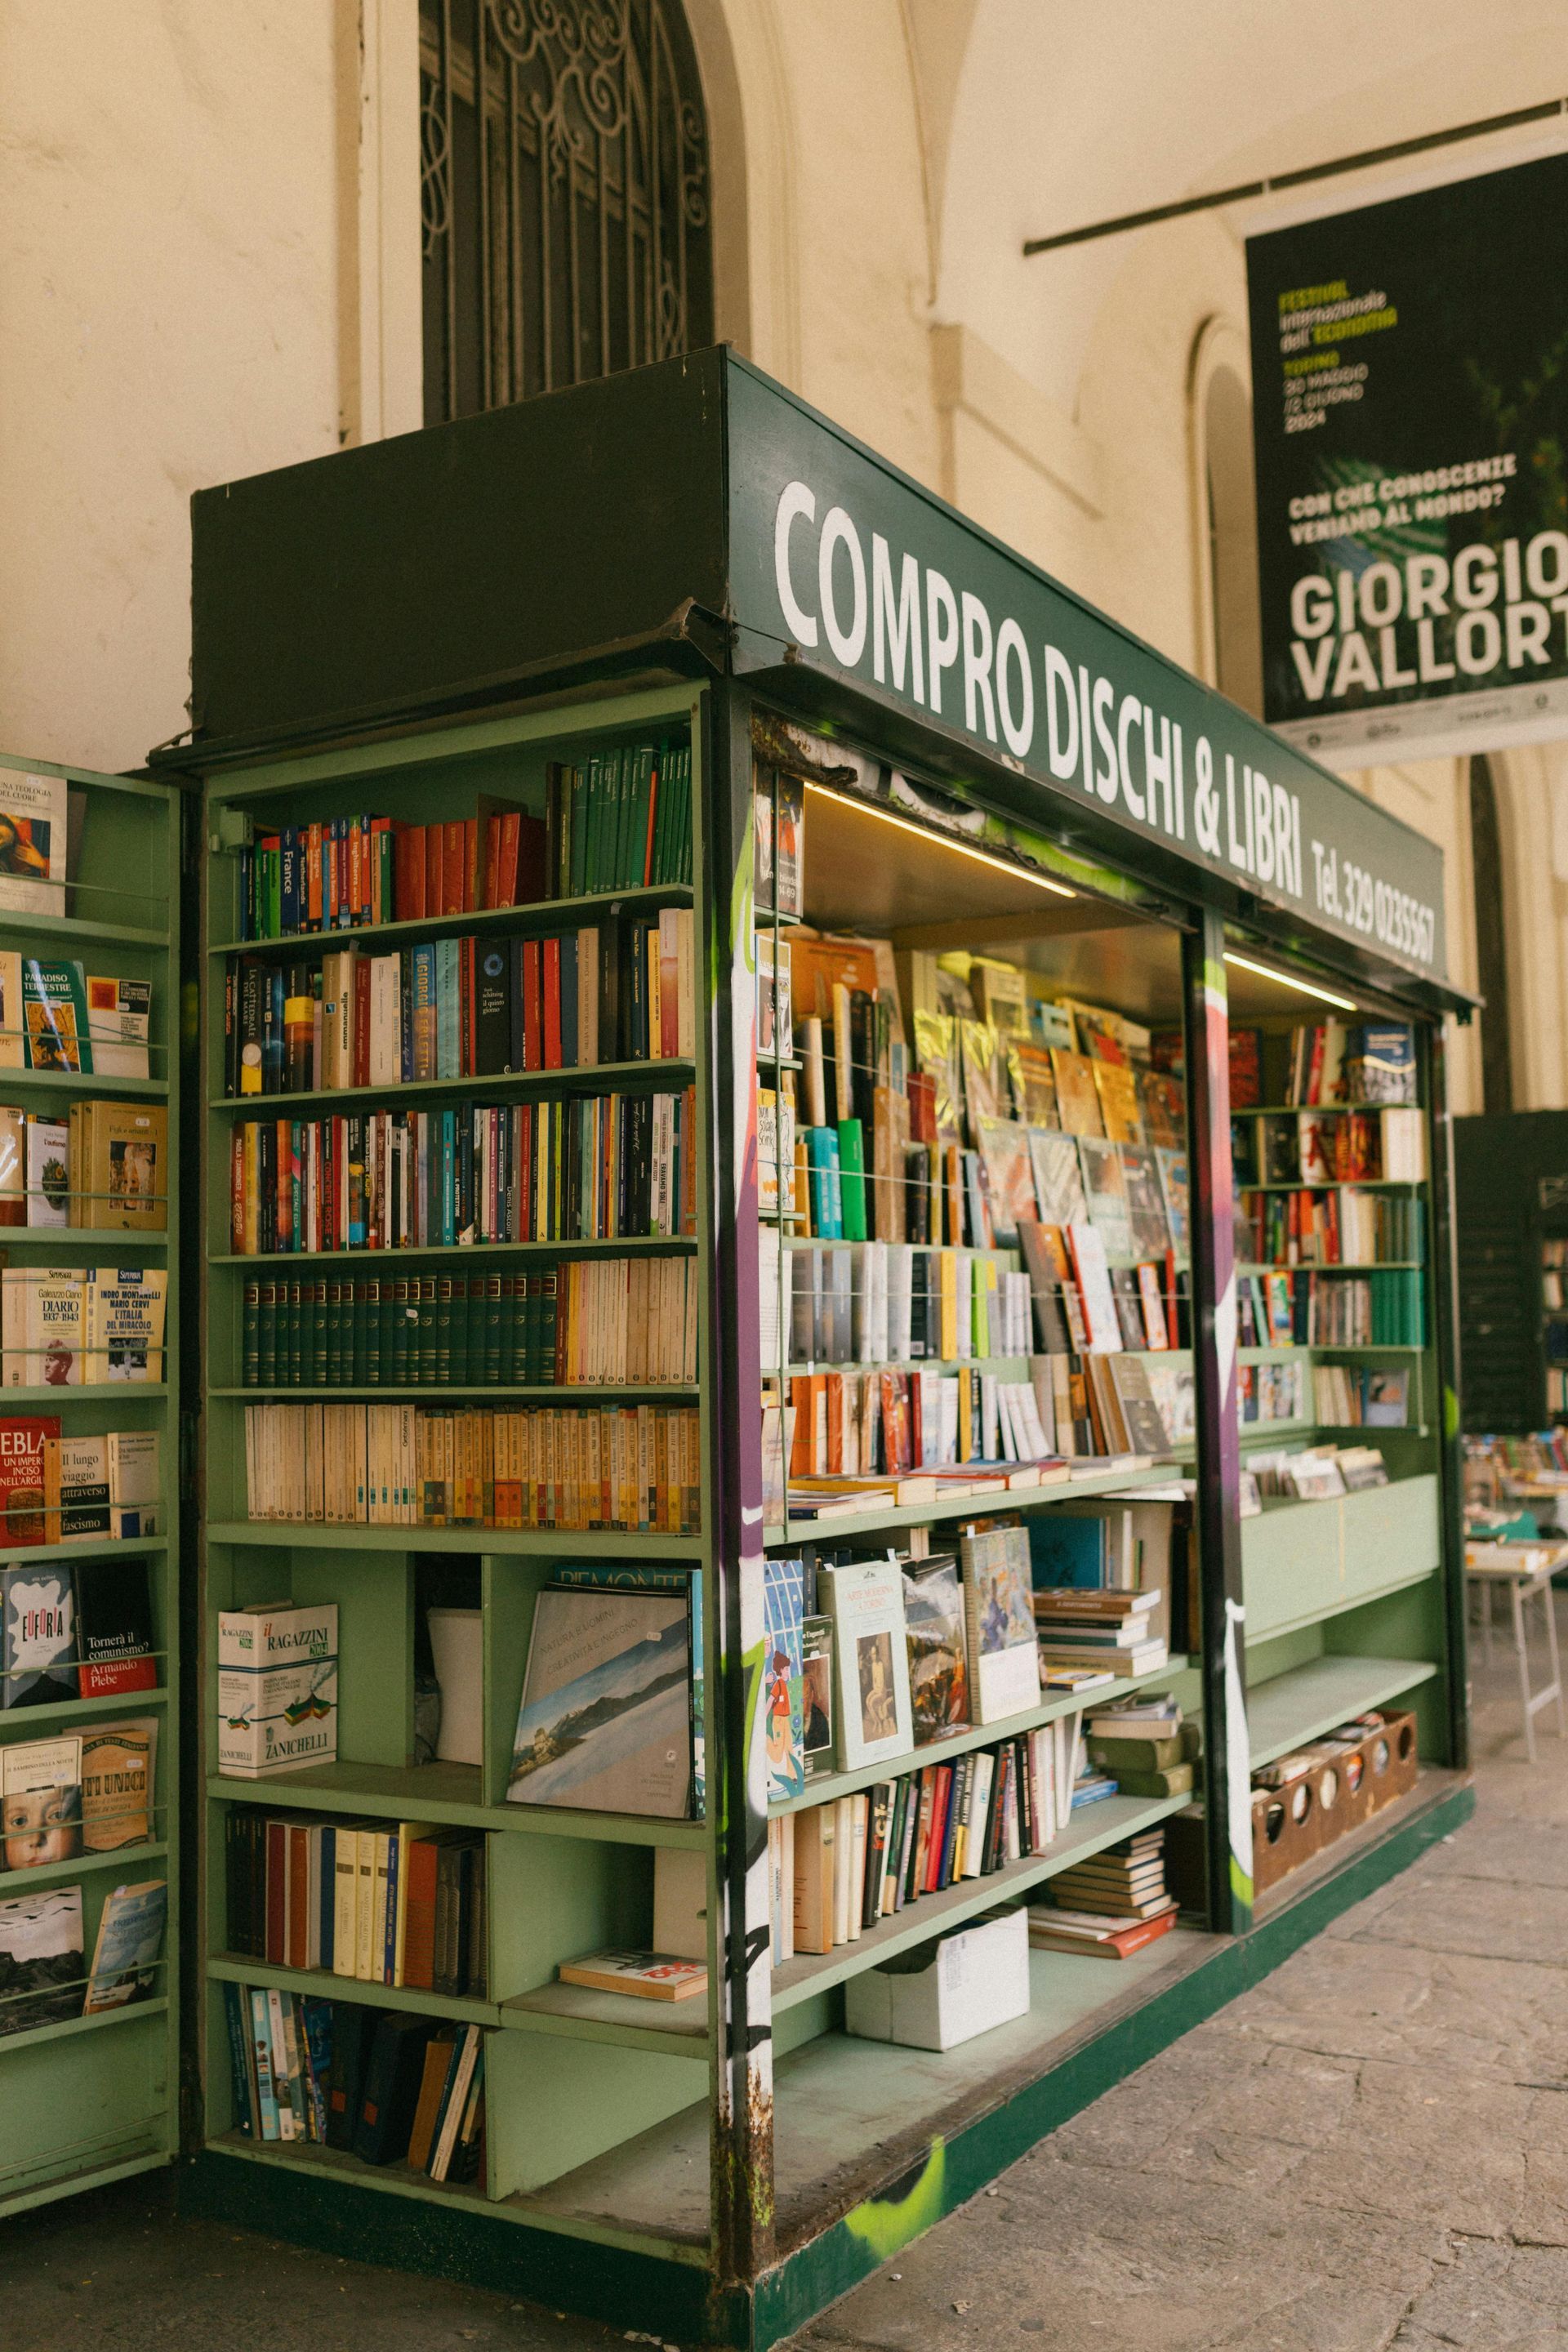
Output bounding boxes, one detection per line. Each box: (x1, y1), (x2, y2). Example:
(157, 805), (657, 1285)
(0, 759), (180, 2219)
(92, 350), (1477, 2346)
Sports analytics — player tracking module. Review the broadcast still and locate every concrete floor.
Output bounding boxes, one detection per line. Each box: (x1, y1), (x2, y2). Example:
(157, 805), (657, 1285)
(5, 1610), (1566, 2352)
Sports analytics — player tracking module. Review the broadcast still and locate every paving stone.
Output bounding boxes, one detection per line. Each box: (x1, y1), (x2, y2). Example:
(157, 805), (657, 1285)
(1347, 1872), (1568, 1968)
(1287, 2059), (1538, 2235)
(1419, 1808), (1568, 1886)
(1205, 2279), (1415, 2352)
(1389, 2235), (1568, 2350)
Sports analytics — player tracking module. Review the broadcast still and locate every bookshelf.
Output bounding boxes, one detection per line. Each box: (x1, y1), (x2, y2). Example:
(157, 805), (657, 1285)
(0, 759), (180, 2221)
(151, 351), (1472, 2348)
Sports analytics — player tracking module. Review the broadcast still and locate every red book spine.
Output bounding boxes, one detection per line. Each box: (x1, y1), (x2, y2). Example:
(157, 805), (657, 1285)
(482, 815), (501, 911)
(265, 1821), (287, 1965)
(425, 826), (443, 916)
(497, 812), (521, 907)
(1165, 1246), (1179, 1347)
(523, 941), (543, 1071)
(401, 1838), (440, 1990)
(542, 938), (563, 1069)
(306, 823), (324, 931)
(287, 1826), (310, 1970)
(394, 823), (423, 922)
(464, 819), (479, 912)
(78, 1652), (158, 1702)
(349, 822), (363, 930)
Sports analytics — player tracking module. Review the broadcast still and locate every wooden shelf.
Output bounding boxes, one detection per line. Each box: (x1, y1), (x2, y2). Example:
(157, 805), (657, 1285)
(203, 2127), (492, 2210)
(208, 881), (693, 961)
(206, 1762), (707, 1848)
(768, 1793), (1188, 2013)
(1246, 1656), (1440, 1767)
(0, 1840), (168, 1899)
(0, 1993), (168, 2057)
(0, 1684), (168, 1729)
(209, 1058), (694, 1118)
(0, 1536), (166, 1569)
(768, 1659), (1187, 1818)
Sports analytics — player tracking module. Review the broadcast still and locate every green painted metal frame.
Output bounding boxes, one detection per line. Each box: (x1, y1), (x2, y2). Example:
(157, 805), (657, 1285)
(0, 756), (184, 2219)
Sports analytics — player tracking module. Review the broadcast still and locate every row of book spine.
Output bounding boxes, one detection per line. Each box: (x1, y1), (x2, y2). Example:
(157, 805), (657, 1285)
(228, 1088), (698, 1253)
(241, 1401), (701, 1532)
(783, 1242), (1032, 1365)
(241, 1258), (699, 1390)
(773, 1713), (1087, 1962)
(1242, 1186), (1426, 1267)
(232, 742), (693, 939)
(224, 1811), (486, 1994)
(225, 911), (693, 1099)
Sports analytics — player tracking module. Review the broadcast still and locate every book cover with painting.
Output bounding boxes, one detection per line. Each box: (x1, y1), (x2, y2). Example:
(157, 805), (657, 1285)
(507, 1588), (692, 1817)
(1049, 1049), (1105, 1138)
(821, 1557), (913, 1771)
(1138, 1068), (1187, 1150)
(20, 960), (91, 1074)
(958, 1526), (1041, 1722)
(0, 771), (68, 918)
(902, 1556), (970, 1743)
(84, 1878), (167, 2012)
(975, 1116), (1036, 1245)
(800, 1614), (835, 1781)
(2, 1735), (82, 1871)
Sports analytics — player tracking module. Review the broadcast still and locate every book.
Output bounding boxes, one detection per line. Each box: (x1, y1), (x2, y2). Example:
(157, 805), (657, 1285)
(3, 1267), (86, 1387)
(1049, 1049), (1104, 1138)
(85, 977), (153, 1080)
(44, 1431), (161, 1545)
(0, 1884), (82, 2034)
(1, 1553), (75, 1705)
(21, 960), (91, 1074)
(821, 1558), (915, 1772)
(83, 1878), (167, 2012)
(82, 1268), (167, 1384)
(508, 1587), (692, 1816)
(217, 1601), (339, 1777)
(800, 1614), (835, 1780)
(556, 1949), (708, 2001)
(24, 1119), (69, 1230)
(80, 1718), (157, 1850)
(1076, 1137), (1133, 1258)
(1027, 1129), (1086, 1228)
(0, 1414), (56, 1552)
(763, 1557), (806, 1802)
(902, 1557), (970, 1743)
(74, 1558), (158, 1698)
(76, 1102), (167, 1232)
(959, 1526), (1041, 1722)
(426, 1607), (483, 1766)
(354, 2012), (436, 2165)
(0, 770), (68, 917)
(2, 1735), (82, 1870)
(976, 1117), (1035, 1245)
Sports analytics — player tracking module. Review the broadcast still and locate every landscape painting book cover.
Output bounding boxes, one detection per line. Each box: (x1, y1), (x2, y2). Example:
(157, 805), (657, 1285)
(508, 1590), (691, 1817)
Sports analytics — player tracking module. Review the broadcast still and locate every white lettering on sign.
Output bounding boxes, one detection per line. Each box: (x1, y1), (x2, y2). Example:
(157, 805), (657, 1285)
(768, 477), (1439, 969)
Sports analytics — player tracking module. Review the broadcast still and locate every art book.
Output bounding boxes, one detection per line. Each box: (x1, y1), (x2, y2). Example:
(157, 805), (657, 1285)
(821, 1557), (914, 1772)
(508, 1588), (692, 1817)
(800, 1614), (835, 1780)
(1027, 1128), (1087, 1231)
(1049, 1049), (1105, 1138)
(2, 1735), (82, 1871)
(0, 1883), (82, 2034)
(25, 1119), (69, 1230)
(83, 1878), (167, 2012)
(902, 1556), (970, 1743)
(0, 770), (68, 918)
(960, 1526), (1041, 1722)
(763, 1556), (806, 1802)
(1138, 1069), (1186, 1150)
(1091, 1059), (1143, 1145)
(975, 1117), (1036, 1245)
(1066, 1222), (1124, 1354)
(1076, 1137), (1134, 1259)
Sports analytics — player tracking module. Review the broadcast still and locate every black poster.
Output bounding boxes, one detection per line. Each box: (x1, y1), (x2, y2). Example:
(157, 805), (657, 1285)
(1247, 150), (1568, 765)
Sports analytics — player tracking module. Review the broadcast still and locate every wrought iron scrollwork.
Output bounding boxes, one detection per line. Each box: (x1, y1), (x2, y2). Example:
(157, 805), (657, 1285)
(421, 0), (714, 422)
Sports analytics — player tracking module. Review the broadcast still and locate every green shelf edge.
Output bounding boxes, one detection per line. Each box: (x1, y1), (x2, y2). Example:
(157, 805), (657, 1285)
(0, 1537), (166, 1568)
(205, 1771), (708, 1847)
(204, 1521), (705, 1558)
(207, 880), (695, 960)
(209, 1236), (699, 1267)
(220, 1384), (698, 1402)
(208, 1058), (696, 1119)
(0, 1993), (168, 2057)
(0, 1684), (169, 1730)
(764, 1459), (1181, 1549)
(208, 1954), (497, 2025)
(1246, 1655), (1441, 1767)
(498, 1984), (713, 2058)
(0, 1840), (170, 1898)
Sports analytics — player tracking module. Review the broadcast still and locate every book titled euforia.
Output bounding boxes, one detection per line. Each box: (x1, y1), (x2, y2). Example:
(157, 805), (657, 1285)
(217, 1601), (338, 1778)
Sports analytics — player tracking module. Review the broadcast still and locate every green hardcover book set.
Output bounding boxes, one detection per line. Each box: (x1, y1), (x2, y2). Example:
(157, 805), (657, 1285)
(0, 356), (1475, 2350)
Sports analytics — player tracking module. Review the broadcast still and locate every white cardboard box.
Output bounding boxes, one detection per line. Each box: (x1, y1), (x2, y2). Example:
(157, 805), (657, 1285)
(844, 1904), (1029, 2052)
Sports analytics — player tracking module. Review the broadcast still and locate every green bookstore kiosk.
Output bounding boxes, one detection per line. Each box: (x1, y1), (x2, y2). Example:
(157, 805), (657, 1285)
(0, 350), (1473, 2347)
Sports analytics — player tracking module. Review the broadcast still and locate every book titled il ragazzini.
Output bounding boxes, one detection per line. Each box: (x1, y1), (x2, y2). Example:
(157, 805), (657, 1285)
(507, 1588), (691, 1817)
(217, 1601), (338, 1777)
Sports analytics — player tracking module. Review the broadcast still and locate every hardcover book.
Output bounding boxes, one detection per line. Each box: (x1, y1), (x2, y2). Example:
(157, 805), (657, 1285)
(959, 1527), (1041, 1723)
(1049, 1049), (1107, 1138)
(507, 1588), (692, 1817)
(821, 1558), (914, 1772)
(902, 1557), (970, 1744)
(1119, 1145), (1173, 1259)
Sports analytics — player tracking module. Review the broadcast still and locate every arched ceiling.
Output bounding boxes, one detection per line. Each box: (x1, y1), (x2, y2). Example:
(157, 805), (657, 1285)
(936, 0), (1568, 415)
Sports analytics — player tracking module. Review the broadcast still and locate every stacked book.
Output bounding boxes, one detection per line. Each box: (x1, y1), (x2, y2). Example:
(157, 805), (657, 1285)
(1032, 1585), (1169, 1682)
(1084, 1692), (1197, 1799)
(1027, 1825), (1178, 1960)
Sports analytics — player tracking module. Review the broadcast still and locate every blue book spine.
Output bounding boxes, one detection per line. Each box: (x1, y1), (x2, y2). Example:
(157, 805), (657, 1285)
(249, 1988), (280, 2141)
(263, 969), (286, 1094)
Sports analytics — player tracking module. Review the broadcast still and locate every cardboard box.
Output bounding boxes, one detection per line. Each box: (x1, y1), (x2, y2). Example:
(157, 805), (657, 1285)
(844, 1904), (1029, 2052)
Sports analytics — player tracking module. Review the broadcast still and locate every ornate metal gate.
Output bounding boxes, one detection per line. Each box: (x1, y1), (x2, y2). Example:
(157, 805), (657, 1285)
(420, 0), (715, 424)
